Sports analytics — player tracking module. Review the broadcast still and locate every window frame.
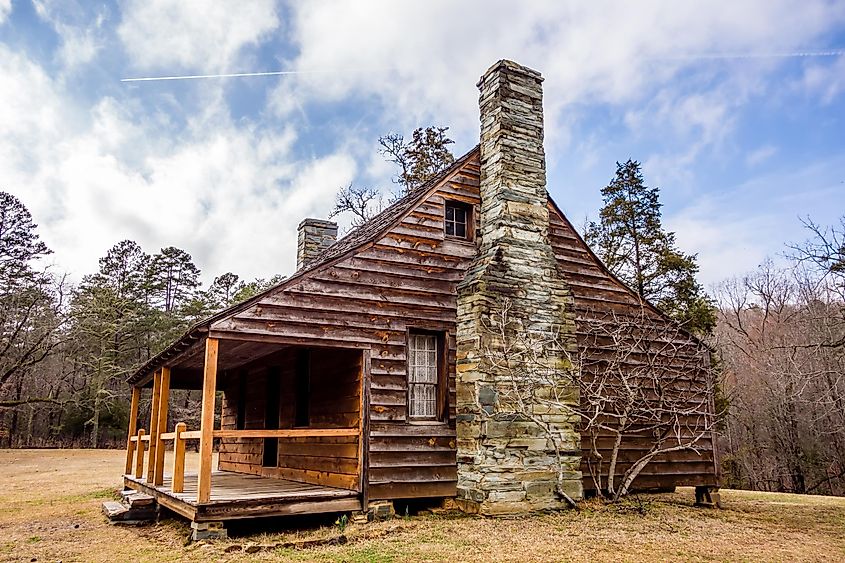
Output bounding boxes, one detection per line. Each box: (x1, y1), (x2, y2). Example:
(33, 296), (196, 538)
(444, 200), (474, 241)
(406, 329), (447, 422)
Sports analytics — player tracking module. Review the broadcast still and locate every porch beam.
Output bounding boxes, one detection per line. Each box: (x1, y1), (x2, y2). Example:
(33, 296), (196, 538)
(124, 386), (141, 475)
(212, 428), (358, 438)
(145, 369), (162, 482)
(153, 366), (171, 486)
(197, 337), (219, 504)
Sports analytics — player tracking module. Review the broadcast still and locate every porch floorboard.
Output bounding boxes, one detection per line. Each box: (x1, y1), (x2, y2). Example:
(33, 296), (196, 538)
(123, 470), (361, 521)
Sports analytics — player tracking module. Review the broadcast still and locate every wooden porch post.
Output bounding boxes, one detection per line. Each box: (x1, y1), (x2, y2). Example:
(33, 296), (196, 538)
(145, 369), (162, 482)
(197, 337), (219, 504)
(359, 349), (371, 510)
(153, 366), (171, 486)
(172, 422), (187, 493)
(124, 386), (141, 475)
(134, 429), (146, 479)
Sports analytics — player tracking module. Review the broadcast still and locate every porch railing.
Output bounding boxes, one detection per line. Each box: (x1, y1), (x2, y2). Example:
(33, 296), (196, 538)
(127, 425), (359, 499)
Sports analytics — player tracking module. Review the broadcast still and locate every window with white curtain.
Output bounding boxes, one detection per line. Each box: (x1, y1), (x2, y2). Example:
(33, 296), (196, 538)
(408, 333), (438, 419)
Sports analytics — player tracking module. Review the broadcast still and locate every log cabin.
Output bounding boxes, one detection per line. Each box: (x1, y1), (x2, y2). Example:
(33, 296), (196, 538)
(120, 60), (719, 536)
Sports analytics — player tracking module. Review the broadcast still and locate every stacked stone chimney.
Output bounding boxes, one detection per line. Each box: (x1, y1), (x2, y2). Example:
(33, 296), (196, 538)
(297, 218), (337, 269)
(455, 60), (582, 514)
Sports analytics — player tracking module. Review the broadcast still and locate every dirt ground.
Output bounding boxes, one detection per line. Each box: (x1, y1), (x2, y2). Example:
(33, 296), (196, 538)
(1, 449), (845, 562)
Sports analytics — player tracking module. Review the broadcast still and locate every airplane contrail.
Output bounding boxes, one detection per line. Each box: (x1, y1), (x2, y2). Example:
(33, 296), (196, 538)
(120, 69), (343, 82)
(121, 50), (844, 82)
(654, 49), (845, 61)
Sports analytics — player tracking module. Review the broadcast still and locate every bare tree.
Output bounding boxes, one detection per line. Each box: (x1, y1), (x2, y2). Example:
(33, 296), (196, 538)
(577, 307), (717, 499)
(328, 184), (386, 228)
(486, 298), (717, 502)
(378, 126), (455, 192)
(716, 254), (845, 494)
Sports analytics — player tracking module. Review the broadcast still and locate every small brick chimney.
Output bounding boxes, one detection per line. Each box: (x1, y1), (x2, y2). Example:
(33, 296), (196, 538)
(297, 218), (337, 269)
(455, 60), (582, 514)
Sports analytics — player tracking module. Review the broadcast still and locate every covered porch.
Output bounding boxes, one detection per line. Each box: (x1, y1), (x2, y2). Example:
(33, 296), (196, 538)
(124, 467), (359, 522)
(122, 333), (370, 522)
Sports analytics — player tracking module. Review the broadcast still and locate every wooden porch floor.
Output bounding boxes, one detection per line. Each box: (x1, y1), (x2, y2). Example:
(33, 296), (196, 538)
(123, 470), (361, 522)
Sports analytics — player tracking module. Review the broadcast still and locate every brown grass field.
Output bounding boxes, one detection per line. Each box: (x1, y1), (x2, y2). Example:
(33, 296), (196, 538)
(1, 449), (845, 562)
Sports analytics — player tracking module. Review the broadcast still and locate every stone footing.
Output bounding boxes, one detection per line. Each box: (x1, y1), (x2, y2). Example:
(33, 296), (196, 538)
(191, 521), (227, 541)
(102, 491), (157, 524)
(694, 486), (721, 509)
(366, 500), (395, 521)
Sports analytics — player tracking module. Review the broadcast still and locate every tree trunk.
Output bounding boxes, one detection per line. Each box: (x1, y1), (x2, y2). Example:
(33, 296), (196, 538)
(90, 391), (100, 449)
(9, 375), (24, 447)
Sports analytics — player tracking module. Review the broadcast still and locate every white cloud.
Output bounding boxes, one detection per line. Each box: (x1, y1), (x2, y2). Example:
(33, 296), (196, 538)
(32, 1), (107, 70)
(117, 0), (280, 72)
(3, 0), (845, 291)
(799, 54), (845, 104)
(0, 45), (356, 283)
(0, 0), (11, 25)
(276, 0), (843, 144)
(746, 145), (778, 167)
(666, 155), (845, 285)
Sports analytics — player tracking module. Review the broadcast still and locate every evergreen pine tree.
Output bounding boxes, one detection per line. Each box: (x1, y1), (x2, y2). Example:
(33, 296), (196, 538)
(585, 160), (716, 335)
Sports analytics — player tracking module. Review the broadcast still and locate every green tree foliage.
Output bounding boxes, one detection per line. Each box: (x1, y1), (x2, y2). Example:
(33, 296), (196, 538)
(147, 246), (201, 313)
(0, 192), (51, 285)
(585, 160), (716, 335)
(231, 274), (285, 303)
(379, 126), (455, 192)
(145, 246), (202, 345)
(69, 241), (156, 446)
(0, 193), (64, 399)
(208, 272), (241, 308)
(0, 192), (290, 447)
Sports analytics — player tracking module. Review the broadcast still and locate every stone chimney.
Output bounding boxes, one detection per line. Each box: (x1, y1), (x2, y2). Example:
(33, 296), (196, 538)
(297, 218), (337, 269)
(455, 60), (582, 514)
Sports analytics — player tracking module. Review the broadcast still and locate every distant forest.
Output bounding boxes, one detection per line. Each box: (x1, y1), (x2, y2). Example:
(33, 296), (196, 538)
(2, 151), (844, 497)
(0, 191), (282, 449)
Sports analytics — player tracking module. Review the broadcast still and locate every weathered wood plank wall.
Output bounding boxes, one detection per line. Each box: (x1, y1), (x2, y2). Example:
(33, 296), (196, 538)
(218, 348), (363, 491)
(547, 204), (717, 491)
(211, 149), (715, 498)
(211, 158), (482, 499)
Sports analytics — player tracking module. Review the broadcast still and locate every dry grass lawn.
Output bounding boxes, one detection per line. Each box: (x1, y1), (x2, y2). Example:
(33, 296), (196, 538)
(2, 449), (845, 562)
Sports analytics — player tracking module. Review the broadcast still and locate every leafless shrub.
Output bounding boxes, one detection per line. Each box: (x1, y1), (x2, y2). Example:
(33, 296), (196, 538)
(483, 297), (717, 502)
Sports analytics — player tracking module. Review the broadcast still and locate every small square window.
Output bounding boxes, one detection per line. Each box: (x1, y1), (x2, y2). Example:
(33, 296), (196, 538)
(445, 201), (471, 239)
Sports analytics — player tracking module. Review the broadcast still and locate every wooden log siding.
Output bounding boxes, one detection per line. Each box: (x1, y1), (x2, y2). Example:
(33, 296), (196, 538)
(200, 149), (715, 498)
(209, 158), (480, 500)
(547, 203), (717, 491)
(218, 348), (364, 491)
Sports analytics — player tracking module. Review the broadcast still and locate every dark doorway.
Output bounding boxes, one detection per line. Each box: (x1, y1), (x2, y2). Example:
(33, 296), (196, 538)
(262, 366), (281, 467)
(294, 349), (311, 427)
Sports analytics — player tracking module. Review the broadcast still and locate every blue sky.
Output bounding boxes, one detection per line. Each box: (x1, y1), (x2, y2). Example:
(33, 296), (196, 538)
(1, 0), (844, 290)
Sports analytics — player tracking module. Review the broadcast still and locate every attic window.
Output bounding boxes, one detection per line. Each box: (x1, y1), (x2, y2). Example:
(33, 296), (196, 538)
(445, 201), (471, 240)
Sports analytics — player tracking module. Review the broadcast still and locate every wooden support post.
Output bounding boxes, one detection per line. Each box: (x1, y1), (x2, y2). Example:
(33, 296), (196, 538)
(172, 422), (187, 493)
(153, 366), (171, 486)
(197, 337), (219, 504)
(134, 429), (146, 479)
(124, 387), (141, 475)
(359, 349), (371, 510)
(145, 370), (162, 482)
